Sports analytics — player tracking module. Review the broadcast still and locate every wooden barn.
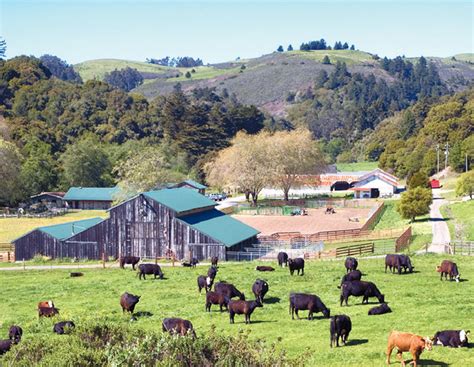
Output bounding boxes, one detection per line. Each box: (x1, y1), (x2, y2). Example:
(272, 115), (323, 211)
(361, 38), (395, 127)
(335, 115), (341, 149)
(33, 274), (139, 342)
(29, 192), (66, 208)
(13, 188), (258, 261)
(171, 179), (207, 195)
(63, 187), (120, 210)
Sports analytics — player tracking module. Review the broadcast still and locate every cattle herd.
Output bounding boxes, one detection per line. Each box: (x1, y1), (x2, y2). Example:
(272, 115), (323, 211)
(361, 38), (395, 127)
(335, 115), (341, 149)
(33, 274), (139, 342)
(0, 254), (470, 366)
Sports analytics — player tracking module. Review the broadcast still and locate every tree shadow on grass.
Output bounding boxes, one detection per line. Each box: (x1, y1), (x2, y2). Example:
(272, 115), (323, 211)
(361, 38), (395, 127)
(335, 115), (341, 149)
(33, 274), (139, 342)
(345, 339), (368, 346)
(264, 297), (280, 304)
(134, 311), (153, 318)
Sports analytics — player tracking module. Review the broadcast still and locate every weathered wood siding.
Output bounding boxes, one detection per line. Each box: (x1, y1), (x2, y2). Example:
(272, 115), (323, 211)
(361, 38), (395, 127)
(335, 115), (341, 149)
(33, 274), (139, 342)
(68, 200), (112, 210)
(14, 230), (60, 260)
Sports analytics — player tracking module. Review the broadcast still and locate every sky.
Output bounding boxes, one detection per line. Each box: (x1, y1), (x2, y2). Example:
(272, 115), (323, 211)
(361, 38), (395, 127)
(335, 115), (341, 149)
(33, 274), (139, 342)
(1, 0), (473, 65)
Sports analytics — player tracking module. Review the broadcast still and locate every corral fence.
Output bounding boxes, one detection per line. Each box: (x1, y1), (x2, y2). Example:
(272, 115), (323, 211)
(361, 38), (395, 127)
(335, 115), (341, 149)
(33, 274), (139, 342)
(0, 208), (69, 219)
(0, 243), (15, 262)
(395, 227), (412, 252)
(360, 202), (385, 230)
(449, 241), (474, 256)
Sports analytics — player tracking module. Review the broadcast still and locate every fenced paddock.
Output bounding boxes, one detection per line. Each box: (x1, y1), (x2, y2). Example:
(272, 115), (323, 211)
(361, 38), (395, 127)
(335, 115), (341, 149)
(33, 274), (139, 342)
(450, 241), (474, 255)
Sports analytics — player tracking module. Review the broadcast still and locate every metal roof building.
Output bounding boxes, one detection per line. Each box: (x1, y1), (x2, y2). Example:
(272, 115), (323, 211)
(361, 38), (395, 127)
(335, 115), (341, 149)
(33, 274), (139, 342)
(63, 187), (120, 210)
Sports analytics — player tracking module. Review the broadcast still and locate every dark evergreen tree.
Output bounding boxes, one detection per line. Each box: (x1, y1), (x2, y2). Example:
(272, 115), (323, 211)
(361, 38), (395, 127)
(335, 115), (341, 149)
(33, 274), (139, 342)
(104, 67), (144, 92)
(287, 44), (293, 51)
(350, 44), (355, 50)
(322, 55), (331, 64)
(314, 70), (329, 88)
(185, 71), (192, 78)
(40, 55), (82, 83)
(277, 45), (284, 52)
(342, 42), (349, 49)
(0, 37), (6, 59)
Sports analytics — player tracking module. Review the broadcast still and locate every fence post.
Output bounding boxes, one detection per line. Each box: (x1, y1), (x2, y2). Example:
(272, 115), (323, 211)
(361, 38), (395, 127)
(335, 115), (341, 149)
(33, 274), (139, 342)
(102, 252), (105, 269)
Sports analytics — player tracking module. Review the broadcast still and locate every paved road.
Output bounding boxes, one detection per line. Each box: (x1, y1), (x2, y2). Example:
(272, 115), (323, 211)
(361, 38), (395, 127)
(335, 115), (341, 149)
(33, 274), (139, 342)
(427, 190), (451, 253)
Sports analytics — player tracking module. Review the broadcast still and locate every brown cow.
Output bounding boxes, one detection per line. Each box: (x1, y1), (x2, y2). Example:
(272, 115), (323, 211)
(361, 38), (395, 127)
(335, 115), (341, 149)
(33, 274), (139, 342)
(256, 266), (275, 272)
(436, 260), (460, 282)
(386, 331), (433, 366)
(38, 300), (54, 309)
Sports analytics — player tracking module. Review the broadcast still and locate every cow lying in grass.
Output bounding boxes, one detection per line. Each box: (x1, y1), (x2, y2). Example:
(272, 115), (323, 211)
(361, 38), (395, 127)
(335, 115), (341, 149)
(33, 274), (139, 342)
(162, 318), (195, 337)
(433, 330), (469, 348)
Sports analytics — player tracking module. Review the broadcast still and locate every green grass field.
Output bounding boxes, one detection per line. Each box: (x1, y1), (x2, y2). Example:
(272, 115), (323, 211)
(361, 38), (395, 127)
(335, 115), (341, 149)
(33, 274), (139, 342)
(335, 161), (379, 172)
(441, 200), (474, 241)
(0, 255), (472, 366)
(0, 210), (108, 244)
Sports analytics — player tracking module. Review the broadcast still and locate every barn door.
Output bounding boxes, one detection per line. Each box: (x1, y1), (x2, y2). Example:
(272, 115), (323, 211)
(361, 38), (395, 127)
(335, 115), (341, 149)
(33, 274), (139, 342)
(124, 221), (132, 256)
(129, 222), (160, 259)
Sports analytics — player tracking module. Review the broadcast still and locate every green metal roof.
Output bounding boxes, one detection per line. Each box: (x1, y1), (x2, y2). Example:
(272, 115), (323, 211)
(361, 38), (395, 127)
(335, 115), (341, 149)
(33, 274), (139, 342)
(38, 217), (104, 240)
(183, 179), (207, 190)
(144, 188), (215, 214)
(64, 187), (120, 201)
(179, 209), (259, 247)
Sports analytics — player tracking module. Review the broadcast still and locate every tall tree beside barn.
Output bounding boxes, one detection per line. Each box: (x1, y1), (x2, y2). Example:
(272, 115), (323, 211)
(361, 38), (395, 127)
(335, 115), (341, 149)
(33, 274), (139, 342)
(0, 138), (23, 205)
(269, 129), (326, 201)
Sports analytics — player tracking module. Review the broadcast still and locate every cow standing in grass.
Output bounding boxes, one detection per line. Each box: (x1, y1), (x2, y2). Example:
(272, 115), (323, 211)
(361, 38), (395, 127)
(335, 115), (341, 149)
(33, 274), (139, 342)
(330, 315), (352, 347)
(386, 331), (433, 367)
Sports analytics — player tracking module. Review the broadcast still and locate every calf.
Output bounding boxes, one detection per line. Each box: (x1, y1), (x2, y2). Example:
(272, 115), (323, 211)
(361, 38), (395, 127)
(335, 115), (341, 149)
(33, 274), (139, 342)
(368, 303), (392, 316)
(53, 321), (76, 335)
(182, 258), (199, 268)
(120, 256), (140, 270)
(38, 306), (59, 318)
(137, 263), (164, 280)
(0, 336), (20, 355)
(211, 256), (219, 267)
(228, 300), (262, 324)
(256, 266), (275, 272)
(120, 292), (140, 313)
(288, 258), (305, 276)
(197, 275), (213, 293)
(252, 279), (269, 304)
(437, 260), (460, 282)
(289, 293), (330, 320)
(345, 257), (358, 272)
(339, 270), (362, 287)
(8, 326), (22, 342)
(340, 280), (385, 306)
(277, 252), (289, 267)
(386, 331), (433, 367)
(330, 315), (352, 347)
(38, 300), (54, 309)
(205, 291), (230, 312)
(214, 282), (245, 300)
(433, 330), (469, 348)
(162, 318), (195, 337)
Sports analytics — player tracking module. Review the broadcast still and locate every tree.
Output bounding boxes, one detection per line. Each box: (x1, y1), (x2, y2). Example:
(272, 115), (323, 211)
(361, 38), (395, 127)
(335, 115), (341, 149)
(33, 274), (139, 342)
(60, 136), (113, 188)
(407, 171), (430, 189)
(322, 55), (331, 65)
(0, 37), (6, 59)
(342, 42), (349, 50)
(104, 67), (143, 91)
(39, 55), (82, 83)
(277, 45), (284, 52)
(114, 145), (186, 198)
(314, 70), (329, 88)
(397, 187), (433, 222)
(287, 44), (293, 51)
(269, 129), (326, 201)
(456, 170), (474, 199)
(350, 44), (355, 50)
(0, 138), (23, 205)
(185, 71), (192, 78)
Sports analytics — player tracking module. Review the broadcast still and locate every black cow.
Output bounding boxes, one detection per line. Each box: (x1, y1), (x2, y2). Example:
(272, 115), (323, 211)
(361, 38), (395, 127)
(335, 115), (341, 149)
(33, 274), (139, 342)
(207, 266), (218, 280)
(211, 256), (219, 267)
(368, 303), (392, 315)
(228, 300), (262, 324)
(8, 326), (22, 342)
(278, 252), (289, 267)
(182, 258), (199, 268)
(0, 337), (20, 355)
(256, 266), (275, 272)
(385, 254), (414, 275)
(288, 258), (305, 276)
(137, 263), (164, 280)
(214, 282), (245, 300)
(289, 293), (330, 320)
(53, 321), (76, 334)
(38, 306), (59, 318)
(197, 275), (213, 293)
(340, 280), (385, 306)
(433, 330), (469, 348)
(339, 270), (362, 287)
(120, 292), (140, 313)
(162, 318), (196, 337)
(252, 279), (269, 304)
(330, 314), (352, 347)
(345, 257), (358, 272)
(120, 256), (140, 270)
(398, 255), (414, 273)
(206, 291), (231, 312)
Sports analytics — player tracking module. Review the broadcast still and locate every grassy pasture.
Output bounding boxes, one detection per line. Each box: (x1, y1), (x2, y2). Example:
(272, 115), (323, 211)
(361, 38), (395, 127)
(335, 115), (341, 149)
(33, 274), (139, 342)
(335, 161), (379, 172)
(441, 200), (474, 241)
(1, 255), (472, 366)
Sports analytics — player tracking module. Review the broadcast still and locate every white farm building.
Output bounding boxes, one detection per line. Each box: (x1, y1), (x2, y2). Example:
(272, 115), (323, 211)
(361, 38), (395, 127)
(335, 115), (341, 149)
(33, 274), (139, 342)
(351, 169), (400, 198)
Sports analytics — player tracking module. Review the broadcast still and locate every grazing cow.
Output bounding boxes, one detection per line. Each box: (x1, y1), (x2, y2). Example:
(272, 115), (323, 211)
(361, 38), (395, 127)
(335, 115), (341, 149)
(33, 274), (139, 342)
(339, 270), (362, 288)
(437, 260), (460, 282)
(256, 266), (275, 272)
(340, 280), (385, 306)
(398, 255), (414, 273)
(228, 300), (262, 324)
(197, 275), (214, 293)
(38, 306), (59, 318)
(137, 263), (164, 280)
(120, 256), (140, 270)
(211, 256), (218, 267)
(288, 258), (305, 276)
(289, 293), (330, 320)
(207, 266), (218, 280)
(182, 258), (199, 268)
(345, 257), (358, 272)
(368, 303), (392, 316)
(277, 252), (289, 267)
(386, 331), (433, 367)
(38, 300), (54, 309)
(205, 291), (230, 312)
(162, 318), (195, 337)
(252, 279), (269, 304)
(330, 315), (352, 347)
(433, 330), (469, 348)
(215, 282), (245, 300)
(385, 254), (414, 275)
(53, 321), (76, 335)
(8, 326), (22, 342)
(0, 333), (21, 355)
(120, 292), (141, 314)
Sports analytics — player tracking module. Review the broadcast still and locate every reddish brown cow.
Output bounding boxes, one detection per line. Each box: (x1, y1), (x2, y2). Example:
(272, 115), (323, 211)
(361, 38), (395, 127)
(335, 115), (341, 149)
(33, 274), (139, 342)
(436, 260), (460, 282)
(38, 300), (54, 309)
(386, 331), (433, 367)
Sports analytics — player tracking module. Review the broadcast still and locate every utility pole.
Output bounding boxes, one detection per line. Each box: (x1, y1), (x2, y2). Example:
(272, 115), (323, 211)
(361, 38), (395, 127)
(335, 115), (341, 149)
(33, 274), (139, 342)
(436, 144), (440, 174)
(444, 142), (449, 171)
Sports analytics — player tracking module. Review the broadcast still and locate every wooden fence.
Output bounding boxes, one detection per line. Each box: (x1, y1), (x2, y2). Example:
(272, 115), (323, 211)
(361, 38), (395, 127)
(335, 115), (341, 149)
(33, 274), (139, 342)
(361, 202), (385, 230)
(305, 242), (375, 260)
(451, 242), (474, 256)
(395, 227), (412, 252)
